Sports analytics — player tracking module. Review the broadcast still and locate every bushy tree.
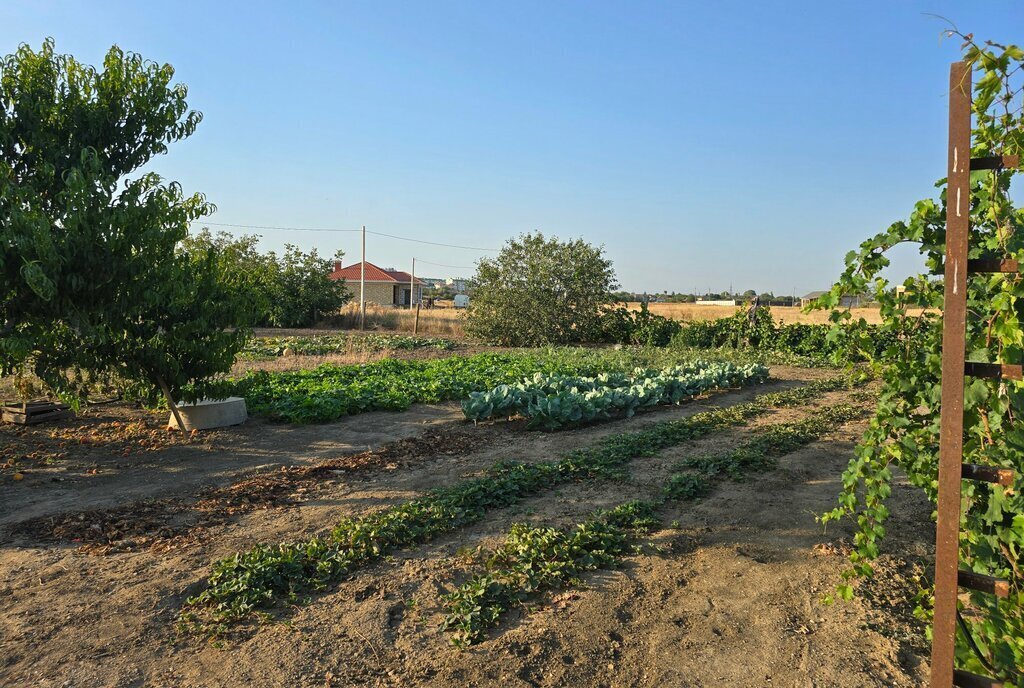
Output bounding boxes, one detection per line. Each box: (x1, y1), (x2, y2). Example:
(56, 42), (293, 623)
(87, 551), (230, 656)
(274, 244), (348, 327)
(183, 230), (349, 328)
(464, 232), (617, 346)
(0, 40), (249, 406)
(180, 229), (277, 325)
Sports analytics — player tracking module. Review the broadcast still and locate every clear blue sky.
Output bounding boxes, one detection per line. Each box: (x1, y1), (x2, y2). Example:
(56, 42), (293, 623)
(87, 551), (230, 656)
(4, 1), (1023, 296)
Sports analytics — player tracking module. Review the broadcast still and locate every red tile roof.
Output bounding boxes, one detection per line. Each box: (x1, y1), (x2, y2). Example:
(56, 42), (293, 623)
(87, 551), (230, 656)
(329, 261), (424, 284)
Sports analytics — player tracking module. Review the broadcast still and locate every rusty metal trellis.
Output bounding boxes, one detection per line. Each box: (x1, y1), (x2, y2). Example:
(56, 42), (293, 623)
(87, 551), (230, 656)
(930, 61), (1019, 688)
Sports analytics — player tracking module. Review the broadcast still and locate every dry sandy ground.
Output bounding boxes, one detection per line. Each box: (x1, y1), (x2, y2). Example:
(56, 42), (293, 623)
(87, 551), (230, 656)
(0, 368), (932, 687)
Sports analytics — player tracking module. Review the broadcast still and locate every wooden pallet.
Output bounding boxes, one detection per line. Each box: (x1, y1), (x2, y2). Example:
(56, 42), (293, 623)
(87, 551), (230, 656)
(1, 401), (73, 425)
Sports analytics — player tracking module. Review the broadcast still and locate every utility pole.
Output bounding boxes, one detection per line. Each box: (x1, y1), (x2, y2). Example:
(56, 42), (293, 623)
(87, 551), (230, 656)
(410, 257), (416, 309)
(359, 225), (366, 330)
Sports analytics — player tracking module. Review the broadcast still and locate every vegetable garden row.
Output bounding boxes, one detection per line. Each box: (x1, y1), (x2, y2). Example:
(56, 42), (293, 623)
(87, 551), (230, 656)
(179, 375), (869, 645)
(461, 362), (768, 429)
(239, 333), (456, 360)
(209, 350), (769, 425)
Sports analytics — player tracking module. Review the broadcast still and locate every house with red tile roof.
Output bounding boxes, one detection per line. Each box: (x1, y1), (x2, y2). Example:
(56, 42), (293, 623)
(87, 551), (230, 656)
(329, 261), (424, 307)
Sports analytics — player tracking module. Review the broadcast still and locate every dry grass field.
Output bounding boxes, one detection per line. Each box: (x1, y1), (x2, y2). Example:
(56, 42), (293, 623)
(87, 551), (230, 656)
(324, 301), (892, 337)
(330, 302), (465, 336)
(627, 302), (891, 325)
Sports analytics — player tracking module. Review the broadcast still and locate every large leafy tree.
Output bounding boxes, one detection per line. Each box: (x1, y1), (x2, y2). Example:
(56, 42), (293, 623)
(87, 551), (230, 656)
(0, 39), (249, 406)
(183, 230), (349, 328)
(818, 35), (1023, 683)
(273, 243), (348, 328)
(465, 232), (617, 346)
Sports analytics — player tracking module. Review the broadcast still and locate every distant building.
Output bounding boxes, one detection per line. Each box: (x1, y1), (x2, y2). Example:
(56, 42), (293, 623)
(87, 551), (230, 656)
(329, 261), (424, 306)
(800, 291), (866, 308)
(421, 277), (469, 294)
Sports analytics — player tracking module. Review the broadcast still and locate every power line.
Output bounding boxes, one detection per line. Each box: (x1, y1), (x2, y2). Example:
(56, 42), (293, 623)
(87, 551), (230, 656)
(196, 221), (360, 232)
(414, 258), (476, 270)
(365, 230), (498, 252)
(192, 220), (499, 252)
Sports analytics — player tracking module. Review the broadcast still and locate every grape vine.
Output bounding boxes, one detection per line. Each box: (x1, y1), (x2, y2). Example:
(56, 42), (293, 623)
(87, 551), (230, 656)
(817, 32), (1024, 683)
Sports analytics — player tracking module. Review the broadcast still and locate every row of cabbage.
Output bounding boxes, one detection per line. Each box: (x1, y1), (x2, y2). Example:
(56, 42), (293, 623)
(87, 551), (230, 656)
(461, 361), (769, 429)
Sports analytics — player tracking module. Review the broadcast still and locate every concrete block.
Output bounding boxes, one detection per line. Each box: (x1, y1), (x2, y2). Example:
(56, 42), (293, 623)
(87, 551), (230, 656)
(169, 397), (247, 431)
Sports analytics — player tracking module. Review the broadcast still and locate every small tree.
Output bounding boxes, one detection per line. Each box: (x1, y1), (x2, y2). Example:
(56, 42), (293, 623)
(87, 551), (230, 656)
(182, 231), (348, 328)
(0, 40), (249, 408)
(464, 232), (617, 346)
(181, 229), (277, 327)
(272, 244), (348, 327)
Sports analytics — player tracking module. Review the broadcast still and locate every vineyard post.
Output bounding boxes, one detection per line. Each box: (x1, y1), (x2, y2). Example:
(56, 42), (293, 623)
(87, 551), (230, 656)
(930, 59), (972, 688)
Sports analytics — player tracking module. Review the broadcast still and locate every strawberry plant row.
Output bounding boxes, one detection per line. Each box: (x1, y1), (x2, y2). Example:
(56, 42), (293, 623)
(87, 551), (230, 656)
(441, 501), (664, 647)
(441, 400), (871, 646)
(461, 361), (768, 429)
(676, 402), (870, 480)
(179, 376), (856, 634)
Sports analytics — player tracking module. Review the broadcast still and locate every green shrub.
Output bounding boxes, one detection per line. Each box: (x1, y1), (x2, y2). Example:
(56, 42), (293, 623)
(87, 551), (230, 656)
(464, 233), (617, 346)
(599, 302), (682, 346)
(671, 306), (916, 361)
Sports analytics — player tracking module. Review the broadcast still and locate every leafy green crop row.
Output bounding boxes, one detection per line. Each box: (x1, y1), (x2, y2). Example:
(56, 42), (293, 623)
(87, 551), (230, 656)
(214, 349), (770, 424)
(239, 334), (455, 360)
(461, 362), (768, 429)
(676, 403), (870, 480)
(441, 501), (663, 647)
(441, 399), (872, 646)
(215, 353), (590, 423)
(180, 375), (857, 634)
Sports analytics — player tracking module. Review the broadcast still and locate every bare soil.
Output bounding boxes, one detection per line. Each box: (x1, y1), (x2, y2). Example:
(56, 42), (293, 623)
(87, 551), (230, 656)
(0, 366), (933, 687)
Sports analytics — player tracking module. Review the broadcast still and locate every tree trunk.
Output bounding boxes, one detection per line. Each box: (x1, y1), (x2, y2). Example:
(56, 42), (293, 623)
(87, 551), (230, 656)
(157, 375), (189, 438)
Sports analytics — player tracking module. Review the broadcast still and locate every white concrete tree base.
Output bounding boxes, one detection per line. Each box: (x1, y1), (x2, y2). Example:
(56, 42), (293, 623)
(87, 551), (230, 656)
(168, 397), (247, 431)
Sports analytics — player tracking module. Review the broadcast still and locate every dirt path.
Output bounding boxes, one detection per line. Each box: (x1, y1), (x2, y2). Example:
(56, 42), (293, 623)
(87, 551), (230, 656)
(0, 402), (465, 528)
(0, 367), (933, 687)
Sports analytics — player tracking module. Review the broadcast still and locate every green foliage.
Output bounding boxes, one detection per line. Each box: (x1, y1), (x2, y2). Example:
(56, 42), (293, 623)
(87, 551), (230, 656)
(181, 375), (853, 633)
(464, 232), (618, 346)
(815, 36), (1024, 684)
(238, 333), (454, 360)
(273, 243), (348, 327)
(672, 306), (907, 362)
(218, 348), (768, 424)
(461, 361), (768, 429)
(675, 305), (780, 349)
(662, 473), (711, 501)
(183, 229), (349, 328)
(441, 396), (870, 646)
(441, 503), (654, 647)
(678, 403), (869, 481)
(600, 301), (682, 346)
(216, 352), (604, 423)
(0, 40), (249, 403)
